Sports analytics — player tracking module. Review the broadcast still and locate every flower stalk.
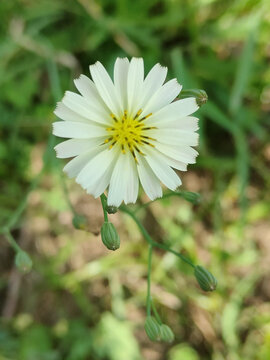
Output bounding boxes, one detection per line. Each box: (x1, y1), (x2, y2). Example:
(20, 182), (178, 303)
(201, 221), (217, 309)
(179, 89), (208, 107)
(119, 205), (195, 268)
(146, 245), (153, 316)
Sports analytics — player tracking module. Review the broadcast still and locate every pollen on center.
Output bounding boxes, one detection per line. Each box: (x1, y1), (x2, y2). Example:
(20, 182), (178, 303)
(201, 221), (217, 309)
(104, 109), (156, 162)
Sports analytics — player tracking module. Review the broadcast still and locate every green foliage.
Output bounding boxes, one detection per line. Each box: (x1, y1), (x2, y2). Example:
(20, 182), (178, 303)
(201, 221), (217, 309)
(1, 0), (270, 359)
(93, 313), (141, 360)
(169, 344), (199, 360)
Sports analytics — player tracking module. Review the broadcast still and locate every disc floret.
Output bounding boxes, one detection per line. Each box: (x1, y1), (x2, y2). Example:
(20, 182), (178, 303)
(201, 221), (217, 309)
(105, 109), (155, 161)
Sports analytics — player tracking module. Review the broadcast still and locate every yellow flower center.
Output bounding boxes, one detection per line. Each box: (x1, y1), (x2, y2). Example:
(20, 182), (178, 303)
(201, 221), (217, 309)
(105, 109), (156, 162)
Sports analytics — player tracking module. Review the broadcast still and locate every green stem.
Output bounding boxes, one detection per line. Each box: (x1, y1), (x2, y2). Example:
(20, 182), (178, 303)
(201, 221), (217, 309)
(151, 300), (162, 325)
(134, 192), (176, 213)
(0, 61), (62, 256)
(133, 191), (196, 213)
(119, 205), (195, 268)
(152, 241), (195, 268)
(146, 245), (153, 316)
(100, 194), (108, 222)
(3, 230), (22, 253)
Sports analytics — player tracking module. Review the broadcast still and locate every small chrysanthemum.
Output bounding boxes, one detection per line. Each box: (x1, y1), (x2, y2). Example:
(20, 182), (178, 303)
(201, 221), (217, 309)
(53, 58), (199, 206)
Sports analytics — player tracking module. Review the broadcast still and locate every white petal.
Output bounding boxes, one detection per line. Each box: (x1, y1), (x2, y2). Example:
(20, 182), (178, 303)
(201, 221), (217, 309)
(76, 147), (118, 189)
(54, 102), (91, 124)
(107, 152), (139, 206)
(153, 150), (187, 171)
(155, 116), (199, 131)
(140, 63), (167, 108)
(127, 57), (144, 117)
(123, 152), (139, 204)
(147, 98), (199, 126)
(150, 129), (199, 146)
(62, 91), (111, 125)
(155, 142), (198, 164)
(74, 74), (109, 111)
(54, 138), (103, 159)
(136, 154), (162, 200)
(144, 147), (181, 190)
(114, 58), (129, 111)
(52, 121), (106, 139)
(141, 79), (182, 117)
(87, 164), (115, 198)
(63, 148), (102, 178)
(90, 61), (121, 116)
(107, 155), (125, 206)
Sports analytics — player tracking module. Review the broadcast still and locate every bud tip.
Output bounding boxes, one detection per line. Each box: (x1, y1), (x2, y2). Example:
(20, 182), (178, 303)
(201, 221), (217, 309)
(194, 265), (217, 292)
(101, 221), (120, 251)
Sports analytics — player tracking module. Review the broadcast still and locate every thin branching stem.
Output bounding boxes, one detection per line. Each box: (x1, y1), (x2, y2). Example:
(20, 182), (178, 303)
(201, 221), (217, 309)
(151, 300), (162, 325)
(133, 191), (184, 213)
(146, 245), (153, 316)
(119, 205), (195, 268)
(2, 229), (22, 254)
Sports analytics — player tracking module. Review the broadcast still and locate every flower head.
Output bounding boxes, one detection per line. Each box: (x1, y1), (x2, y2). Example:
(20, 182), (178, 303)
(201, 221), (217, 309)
(53, 58), (199, 206)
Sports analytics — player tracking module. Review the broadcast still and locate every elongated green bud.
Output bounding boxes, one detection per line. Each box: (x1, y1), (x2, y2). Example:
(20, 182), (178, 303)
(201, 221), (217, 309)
(194, 265), (217, 291)
(105, 205), (118, 214)
(15, 251), (32, 273)
(179, 89), (208, 107)
(159, 324), (175, 343)
(181, 191), (201, 204)
(101, 222), (120, 251)
(72, 214), (88, 230)
(144, 316), (160, 341)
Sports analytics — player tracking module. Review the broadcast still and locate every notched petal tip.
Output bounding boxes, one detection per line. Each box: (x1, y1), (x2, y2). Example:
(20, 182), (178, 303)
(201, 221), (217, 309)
(75, 177), (83, 186)
(150, 192), (163, 201)
(63, 167), (73, 179)
(62, 91), (69, 103)
(190, 97), (200, 111)
(116, 56), (129, 62)
(52, 122), (57, 134)
(157, 63), (168, 72)
(131, 56), (143, 61)
(172, 78), (182, 90)
(89, 61), (102, 70)
(53, 102), (61, 115)
(73, 74), (84, 85)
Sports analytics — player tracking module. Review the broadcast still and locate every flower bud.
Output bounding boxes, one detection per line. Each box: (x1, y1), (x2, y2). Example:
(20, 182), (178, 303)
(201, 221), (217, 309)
(194, 265), (217, 291)
(179, 89), (208, 107)
(144, 316), (160, 342)
(101, 221), (120, 251)
(72, 214), (88, 230)
(15, 251), (32, 274)
(106, 205), (118, 214)
(181, 191), (201, 205)
(159, 324), (175, 343)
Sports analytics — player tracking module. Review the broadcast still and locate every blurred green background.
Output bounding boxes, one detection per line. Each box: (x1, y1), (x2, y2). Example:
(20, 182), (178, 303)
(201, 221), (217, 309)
(1, 0), (270, 359)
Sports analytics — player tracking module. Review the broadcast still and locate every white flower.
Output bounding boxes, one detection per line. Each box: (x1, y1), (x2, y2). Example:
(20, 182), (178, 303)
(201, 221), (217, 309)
(53, 57), (199, 207)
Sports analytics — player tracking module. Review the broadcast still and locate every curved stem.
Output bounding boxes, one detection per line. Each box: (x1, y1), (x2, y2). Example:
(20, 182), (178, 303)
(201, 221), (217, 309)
(133, 190), (199, 213)
(133, 191), (181, 213)
(151, 300), (162, 325)
(146, 245), (153, 316)
(3, 229), (22, 254)
(100, 194), (108, 222)
(152, 241), (195, 268)
(119, 205), (195, 268)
